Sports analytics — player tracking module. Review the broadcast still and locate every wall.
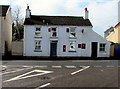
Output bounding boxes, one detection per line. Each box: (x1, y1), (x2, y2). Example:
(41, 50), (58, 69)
(12, 41), (23, 55)
(24, 25), (110, 57)
(1, 7), (12, 55)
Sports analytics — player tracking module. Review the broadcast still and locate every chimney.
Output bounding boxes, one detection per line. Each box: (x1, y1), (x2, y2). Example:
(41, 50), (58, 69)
(85, 8), (89, 19)
(25, 5), (31, 18)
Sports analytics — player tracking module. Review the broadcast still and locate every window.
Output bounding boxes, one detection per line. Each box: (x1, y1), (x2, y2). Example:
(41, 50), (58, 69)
(51, 28), (57, 37)
(100, 43), (106, 52)
(35, 27), (41, 37)
(82, 44), (86, 49)
(35, 40), (41, 51)
(70, 27), (76, 37)
(70, 41), (76, 51)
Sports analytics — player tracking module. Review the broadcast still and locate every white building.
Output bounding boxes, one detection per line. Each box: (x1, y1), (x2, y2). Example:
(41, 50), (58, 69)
(0, 5), (12, 56)
(24, 6), (110, 57)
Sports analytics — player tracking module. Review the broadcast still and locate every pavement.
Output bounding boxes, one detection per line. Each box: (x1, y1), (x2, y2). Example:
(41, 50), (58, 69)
(1, 60), (120, 89)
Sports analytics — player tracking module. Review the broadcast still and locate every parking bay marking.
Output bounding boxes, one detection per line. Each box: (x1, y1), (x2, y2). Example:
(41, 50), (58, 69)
(0, 67), (34, 75)
(4, 70), (53, 82)
(35, 83), (51, 89)
(71, 66), (90, 75)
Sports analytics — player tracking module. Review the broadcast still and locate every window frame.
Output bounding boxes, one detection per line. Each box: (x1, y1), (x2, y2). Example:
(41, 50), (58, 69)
(99, 43), (106, 52)
(51, 27), (57, 37)
(35, 27), (41, 37)
(34, 40), (42, 52)
(69, 41), (76, 52)
(69, 27), (76, 38)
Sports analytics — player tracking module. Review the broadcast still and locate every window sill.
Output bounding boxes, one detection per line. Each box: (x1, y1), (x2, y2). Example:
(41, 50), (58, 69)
(34, 50), (42, 52)
(34, 36), (42, 38)
(69, 37), (77, 39)
(69, 50), (76, 52)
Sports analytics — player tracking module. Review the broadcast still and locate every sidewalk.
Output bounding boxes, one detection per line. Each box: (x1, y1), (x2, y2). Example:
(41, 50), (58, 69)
(2, 55), (120, 60)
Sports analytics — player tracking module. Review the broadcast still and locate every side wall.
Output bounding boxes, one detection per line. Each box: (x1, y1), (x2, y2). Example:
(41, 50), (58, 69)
(24, 25), (110, 57)
(1, 8), (12, 55)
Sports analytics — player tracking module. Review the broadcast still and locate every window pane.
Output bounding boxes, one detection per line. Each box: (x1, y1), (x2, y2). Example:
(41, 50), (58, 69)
(36, 27), (41, 31)
(70, 27), (75, 32)
(100, 43), (106, 52)
(70, 42), (76, 51)
(35, 40), (41, 50)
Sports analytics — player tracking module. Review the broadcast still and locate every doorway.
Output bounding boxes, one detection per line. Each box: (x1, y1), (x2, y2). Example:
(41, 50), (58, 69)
(50, 41), (57, 57)
(91, 42), (98, 58)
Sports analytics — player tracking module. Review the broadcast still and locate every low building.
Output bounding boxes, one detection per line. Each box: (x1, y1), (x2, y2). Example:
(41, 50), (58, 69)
(0, 5), (12, 56)
(24, 6), (110, 57)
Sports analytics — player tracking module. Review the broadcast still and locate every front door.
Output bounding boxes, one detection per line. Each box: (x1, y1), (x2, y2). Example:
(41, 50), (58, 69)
(50, 42), (57, 57)
(91, 42), (98, 58)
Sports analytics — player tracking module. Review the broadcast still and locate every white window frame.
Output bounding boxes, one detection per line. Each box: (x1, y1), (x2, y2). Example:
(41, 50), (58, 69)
(70, 27), (76, 38)
(99, 43), (106, 52)
(69, 41), (76, 52)
(51, 27), (57, 37)
(35, 27), (41, 37)
(34, 40), (41, 51)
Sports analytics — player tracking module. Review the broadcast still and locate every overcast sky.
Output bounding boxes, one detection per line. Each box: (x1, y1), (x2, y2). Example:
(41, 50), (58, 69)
(0, 0), (119, 37)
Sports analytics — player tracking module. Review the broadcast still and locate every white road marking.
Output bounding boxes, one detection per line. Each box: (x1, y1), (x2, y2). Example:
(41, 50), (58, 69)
(35, 83), (51, 89)
(72, 60), (110, 62)
(71, 66), (90, 75)
(0, 67), (33, 75)
(65, 66), (76, 68)
(35, 66), (47, 68)
(4, 70), (53, 82)
(52, 66), (62, 68)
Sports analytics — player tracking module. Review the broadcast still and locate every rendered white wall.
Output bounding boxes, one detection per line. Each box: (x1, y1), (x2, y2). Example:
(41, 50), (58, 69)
(24, 25), (110, 57)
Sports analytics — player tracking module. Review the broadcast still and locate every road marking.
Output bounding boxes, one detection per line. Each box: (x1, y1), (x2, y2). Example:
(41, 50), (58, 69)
(94, 66), (102, 67)
(72, 60), (110, 62)
(35, 66), (47, 68)
(35, 83), (51, 89)
(4, 70), (53, 82)
(52, 66), (62, 68)
(0, 67), (33, 75)
(65, 66), (76, 68)
(71, 66), (90, 75)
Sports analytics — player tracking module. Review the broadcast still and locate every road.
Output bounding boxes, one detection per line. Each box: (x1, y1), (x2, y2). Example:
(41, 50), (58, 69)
(1, 60), (120, 89)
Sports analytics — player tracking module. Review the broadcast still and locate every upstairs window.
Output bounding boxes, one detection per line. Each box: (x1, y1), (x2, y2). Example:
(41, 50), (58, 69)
(35, 27), (41, 37)
(69, 41), (76, 51)
(100, 43), (106, 52)
(35, 40), (41, 51)
(70, 27), (76, 37)
(51, 28), (57, 37)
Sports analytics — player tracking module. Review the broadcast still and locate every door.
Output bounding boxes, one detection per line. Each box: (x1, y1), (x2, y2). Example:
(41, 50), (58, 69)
(114, 45), (120, 57)
(91, 42), (98, 58)
(50, 42), (57, 57)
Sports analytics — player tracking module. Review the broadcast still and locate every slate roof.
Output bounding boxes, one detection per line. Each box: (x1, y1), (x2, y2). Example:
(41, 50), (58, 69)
(0, 5), (9, 16)
(24, 15), (92, 26)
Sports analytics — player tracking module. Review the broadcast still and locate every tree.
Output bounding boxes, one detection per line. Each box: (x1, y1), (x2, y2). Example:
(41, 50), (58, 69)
(12, 6), (24, 41)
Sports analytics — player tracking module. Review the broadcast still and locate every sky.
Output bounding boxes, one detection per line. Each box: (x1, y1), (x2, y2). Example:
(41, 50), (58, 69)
(0, 0), (119, 37)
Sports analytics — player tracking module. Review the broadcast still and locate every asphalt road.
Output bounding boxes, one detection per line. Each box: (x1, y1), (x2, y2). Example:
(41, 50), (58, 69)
(1, 66), (119, 88)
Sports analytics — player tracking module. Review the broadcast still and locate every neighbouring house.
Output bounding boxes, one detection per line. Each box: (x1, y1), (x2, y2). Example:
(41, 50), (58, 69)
(0, 5), (12, 56)
(105, 22), (120, 57)
(24, 6), (110, 57)
(105, 22), (120, 43)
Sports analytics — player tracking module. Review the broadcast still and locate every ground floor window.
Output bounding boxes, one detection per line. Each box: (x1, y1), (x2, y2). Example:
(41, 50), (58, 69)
(69, 41), (76, 51)
(35, 40), (41, 51)
(99, 43), (106, 52)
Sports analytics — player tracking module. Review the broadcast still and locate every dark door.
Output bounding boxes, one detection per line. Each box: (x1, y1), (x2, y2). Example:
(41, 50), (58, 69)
(91, 42), (98, 58)
(114, 45), (120, 57)
(50, 42), (57, 57)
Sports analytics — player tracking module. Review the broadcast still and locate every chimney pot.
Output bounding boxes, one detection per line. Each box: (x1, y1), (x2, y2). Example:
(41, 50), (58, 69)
(85, 8), (89, 19)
